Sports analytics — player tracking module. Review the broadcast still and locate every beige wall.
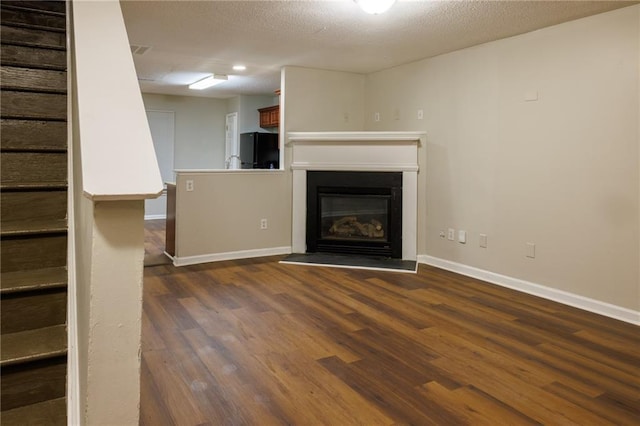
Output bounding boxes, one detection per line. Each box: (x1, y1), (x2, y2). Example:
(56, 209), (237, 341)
(235, 94), (280, 134)
(171, 67), (369, 260)
(282, 66), (366, 132)
(171, 9), (639, 315)
(175, 171), (291, 258)
(142, 93), (228, 169)
(365, 6), (640, 310)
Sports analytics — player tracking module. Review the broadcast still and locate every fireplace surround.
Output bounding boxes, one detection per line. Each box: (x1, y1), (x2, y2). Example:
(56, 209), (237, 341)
(287, 131), (423, 261)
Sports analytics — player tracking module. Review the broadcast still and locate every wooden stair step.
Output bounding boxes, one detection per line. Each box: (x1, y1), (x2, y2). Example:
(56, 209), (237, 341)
(0, 356), (66, 411)
(0, 397), (66, 426)
(1, 91), (66, 120)
(1, 1), (66, 15)
(1, 190), (67, 223)
(0, 182), (67, 191)
(1, 287), (66, 334)
(1, 234), (67, 274)
(1, 219), (67, 237)
(1, 66), (66, 94)
(0, 44), (66, 71)
(1, 324), (67, 367)
(0, 25), (65, 50)
(0, 6), (66, 32)
(1, 152), (67, 187)
(0, 267), (67, 295)
(1, 119), (67, 151)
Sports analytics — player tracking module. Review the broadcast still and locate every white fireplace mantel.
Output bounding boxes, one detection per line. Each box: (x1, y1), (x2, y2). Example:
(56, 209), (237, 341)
(287, 131), (424, 261)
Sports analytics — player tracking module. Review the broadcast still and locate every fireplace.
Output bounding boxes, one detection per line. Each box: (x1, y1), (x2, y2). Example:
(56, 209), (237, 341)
(306, 171), (402, 258)
(287, 131), (423, 261)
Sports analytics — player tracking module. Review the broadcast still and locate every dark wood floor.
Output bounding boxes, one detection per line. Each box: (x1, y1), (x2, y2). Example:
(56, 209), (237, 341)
(144, 219), (166, 257)
(144, 219), (171, 267)
(141, 249), (640, 425)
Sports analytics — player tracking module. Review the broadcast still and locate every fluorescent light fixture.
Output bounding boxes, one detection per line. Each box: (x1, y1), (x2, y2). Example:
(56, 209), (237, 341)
(232, 64), (246, 71)
(356, 0), (396, 14)
(188, 74), (228, 90)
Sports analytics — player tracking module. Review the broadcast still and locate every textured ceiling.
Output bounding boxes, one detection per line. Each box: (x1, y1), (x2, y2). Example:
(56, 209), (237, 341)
(121, 0), (636, 99)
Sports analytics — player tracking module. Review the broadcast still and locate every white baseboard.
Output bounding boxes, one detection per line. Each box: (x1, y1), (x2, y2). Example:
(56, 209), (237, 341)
(173, 246), (292, 267)
(418, 255), (640, 326)
(144, 214), (166, 220)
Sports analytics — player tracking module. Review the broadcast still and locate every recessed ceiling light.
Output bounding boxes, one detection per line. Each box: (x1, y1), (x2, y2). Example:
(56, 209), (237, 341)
(188, 74), (228, 90)
(356, 0), (396, 14)
(233, 65), (247, 71)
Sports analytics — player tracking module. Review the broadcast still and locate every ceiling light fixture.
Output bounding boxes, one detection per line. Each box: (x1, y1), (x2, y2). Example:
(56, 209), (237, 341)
(356, 0), (396, 14)
(233, 65), (246, 71)
(188, 74), (228, 90)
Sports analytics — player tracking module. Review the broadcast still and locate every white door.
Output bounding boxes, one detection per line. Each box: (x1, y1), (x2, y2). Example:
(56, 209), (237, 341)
(145, 110), (175, 219)
(225, 112), (239, 169)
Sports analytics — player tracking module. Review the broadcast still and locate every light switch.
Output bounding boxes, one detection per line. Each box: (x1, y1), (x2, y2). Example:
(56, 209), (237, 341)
(526, 242), (536, 258)
(458, 230), (466, 244)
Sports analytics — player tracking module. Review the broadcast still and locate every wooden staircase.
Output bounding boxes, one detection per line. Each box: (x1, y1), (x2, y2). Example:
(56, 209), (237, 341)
(1, 1), (68, 424)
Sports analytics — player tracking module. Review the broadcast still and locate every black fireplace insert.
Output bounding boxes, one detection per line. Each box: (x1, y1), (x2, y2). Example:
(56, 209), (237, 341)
(306, 171), (402, 258)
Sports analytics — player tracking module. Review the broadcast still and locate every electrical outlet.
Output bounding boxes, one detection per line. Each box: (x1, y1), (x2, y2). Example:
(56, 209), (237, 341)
(374, 112), (380, 122)
(417, 109), (424, 120)
(447, 228), (455, 241)
(479, 233), (488, 248)
(260, 218), (268, 230)
(458, 230), (466, 244)
(186, 180), (194, 192)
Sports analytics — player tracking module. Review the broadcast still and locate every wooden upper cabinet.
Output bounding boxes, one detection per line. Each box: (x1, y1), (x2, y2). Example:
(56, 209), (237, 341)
(258, 105), (279, 128)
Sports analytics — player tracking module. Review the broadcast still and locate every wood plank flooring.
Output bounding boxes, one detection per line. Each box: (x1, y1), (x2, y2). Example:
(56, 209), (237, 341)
(141, 256), (640, 425)
(144, 219), (171, 267)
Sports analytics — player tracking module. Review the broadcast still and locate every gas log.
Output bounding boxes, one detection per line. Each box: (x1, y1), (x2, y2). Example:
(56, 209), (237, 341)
(328, 216), (384, 238)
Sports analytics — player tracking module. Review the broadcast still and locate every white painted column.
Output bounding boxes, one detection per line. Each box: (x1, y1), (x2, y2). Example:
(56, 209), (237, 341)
(403, 171), (418, 260)
(291, 169), (307, 253)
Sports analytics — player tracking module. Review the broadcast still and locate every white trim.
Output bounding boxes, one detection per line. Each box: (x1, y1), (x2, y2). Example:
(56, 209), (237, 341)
(83, 190), (163, 201)
(402, 172), (418, 260)
(291, 169), (306, 254)
(290, 163), (419, 172)
(66, 2), (80, 421)
(144, 214), (166, 220)
(287, 131), (425, 143)
(173, 246), (292, 267)
(418, 255), (640, 326)
(174, 169), (284, 174)
(73, 1), (163, 202)
(288, 131), (420, 261)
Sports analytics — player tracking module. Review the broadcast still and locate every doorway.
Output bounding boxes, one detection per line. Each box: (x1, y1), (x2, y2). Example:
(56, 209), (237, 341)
(225, 112), (240, 169)
(144, 110), (175, 266)
(144, 110), (175, 219)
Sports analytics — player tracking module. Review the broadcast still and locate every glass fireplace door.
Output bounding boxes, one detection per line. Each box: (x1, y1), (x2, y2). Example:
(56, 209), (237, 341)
(320, 195), (389, 243)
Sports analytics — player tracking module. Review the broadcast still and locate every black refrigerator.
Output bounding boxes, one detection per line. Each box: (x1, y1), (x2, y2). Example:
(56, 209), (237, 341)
(239, 132), (279, 169)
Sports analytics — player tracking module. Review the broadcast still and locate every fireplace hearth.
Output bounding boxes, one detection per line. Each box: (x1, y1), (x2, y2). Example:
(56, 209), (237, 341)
(307, 171), (402, 258)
